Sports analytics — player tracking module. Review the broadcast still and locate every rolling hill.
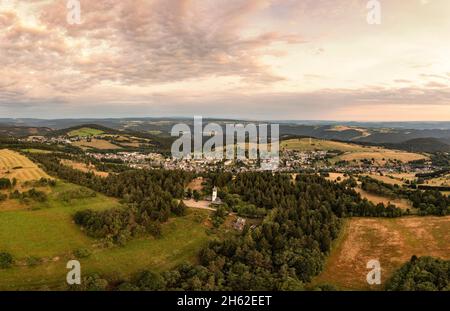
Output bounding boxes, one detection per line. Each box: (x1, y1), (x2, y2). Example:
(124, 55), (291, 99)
(385, 138), (450, 153)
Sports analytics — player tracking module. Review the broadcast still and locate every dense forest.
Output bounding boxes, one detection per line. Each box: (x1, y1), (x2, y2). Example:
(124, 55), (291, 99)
(29, 153), (192, 243)
(386, 256), (449, 291)
(360, 176), (450, 216)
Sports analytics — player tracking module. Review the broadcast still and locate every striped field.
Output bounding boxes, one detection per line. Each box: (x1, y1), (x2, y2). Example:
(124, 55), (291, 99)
(0, 149), (50, 182)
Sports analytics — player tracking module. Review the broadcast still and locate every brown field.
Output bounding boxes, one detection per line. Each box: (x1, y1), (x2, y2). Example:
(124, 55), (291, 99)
(281, 138), (427, 165)
(281, 138), (370, 152)
(183, 199), (216, 211)
(313, 216), (450, 290)
(355, 187), (413, 210)
(60, 159), (109, 177)
(340, 150), (427, 164)
(0, 149), (50, 182)
(361, 173), (406, 186)
(389, 172), (417, 183)
(72, 139), (121, 150)
(421, 174), (450, 187)
(325, 173), (349, 182)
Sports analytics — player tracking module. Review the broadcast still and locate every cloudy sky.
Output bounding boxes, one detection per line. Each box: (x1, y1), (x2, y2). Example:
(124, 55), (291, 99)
(0, 0), (449, 120)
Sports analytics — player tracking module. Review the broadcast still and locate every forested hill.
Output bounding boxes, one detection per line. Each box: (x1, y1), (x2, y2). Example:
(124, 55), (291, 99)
(383, 138), (450, 153)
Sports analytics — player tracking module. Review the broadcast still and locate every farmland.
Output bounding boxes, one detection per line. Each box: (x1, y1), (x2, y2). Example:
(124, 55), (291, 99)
(72, 139), (122, 150)
(0, 149), (50, 182)
(281, 138), (428, 164)
(339, 150), (427, 164)
(68, 127), (105, 137)
(60, 159), (109, 177)
(281, 138), (370, 152)
(313, 217), (450, 290)
(355, 187), (413, 211)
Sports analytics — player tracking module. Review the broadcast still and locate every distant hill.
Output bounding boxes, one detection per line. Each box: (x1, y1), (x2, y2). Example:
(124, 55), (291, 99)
(385, 138), (450, 153)
(47, 124), (122, 137)
(1, 118), (450, 149)
(0, 125), (53, 138)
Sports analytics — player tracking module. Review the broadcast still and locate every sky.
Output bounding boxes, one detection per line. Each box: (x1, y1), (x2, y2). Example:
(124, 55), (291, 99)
(0, 0), (449, 121)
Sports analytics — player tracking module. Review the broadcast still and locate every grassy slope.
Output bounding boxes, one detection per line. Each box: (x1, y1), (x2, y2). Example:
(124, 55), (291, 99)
(68, 127), (105, 137)
(0, 182), (211, 290)
(281, 138), (370, 152)
(281, 138), (428, 164)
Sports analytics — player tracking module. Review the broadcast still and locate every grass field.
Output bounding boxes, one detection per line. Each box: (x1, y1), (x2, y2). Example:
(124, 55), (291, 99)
(281, 138), (428, 164)
(339, 150), (427, 164)
(421, 174), (450, 187)
(0, 182), (211, 290)
(60, 159), (109, 177)
(355, 187), (413, 211)
(360, 174), (406, 186)
(0, 149), (50, 182)
(68, 127), (104, 137)
(281, 138), (369, 152)
(73, 139), (121, 150)
(325, 173), (349, 182)
(312, 216), (450, 290)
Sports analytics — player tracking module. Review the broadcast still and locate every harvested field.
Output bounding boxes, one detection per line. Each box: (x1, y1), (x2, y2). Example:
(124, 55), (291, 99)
(355, 187), (413, 211)
(313, 216), (450, 290)
(421, 174), (450, 187)
(281, 138), (427, 165)
(72, 139), (121, 150)
(361, 174), (405, 186)
(60, 159), (109, 177)
(281, 138), (370, 152)
(0, 149), (50, 182)
(183, 199), (216, 211)
(326, 173), (349, 182)
(340, 150), (427, 164)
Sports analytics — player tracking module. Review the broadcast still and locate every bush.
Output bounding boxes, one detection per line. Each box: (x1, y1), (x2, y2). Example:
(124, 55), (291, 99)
(0, 178), (11, 190)
(25, 256), (43, 267)
(73, 248), (92, 259)
(0, 252), (13, 269)
(386, 256), (450, 291)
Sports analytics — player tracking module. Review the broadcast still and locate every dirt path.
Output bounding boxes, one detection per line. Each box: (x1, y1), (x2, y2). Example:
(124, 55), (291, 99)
(183, 199), (216, 211)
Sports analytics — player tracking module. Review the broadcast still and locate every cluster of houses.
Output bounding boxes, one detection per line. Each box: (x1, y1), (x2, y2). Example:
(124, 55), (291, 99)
(88, 152), (164, 166)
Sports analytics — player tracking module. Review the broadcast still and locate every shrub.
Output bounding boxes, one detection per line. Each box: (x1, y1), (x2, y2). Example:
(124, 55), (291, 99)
(26, 256), (43, 267)
(0, 252), (13, 269)
(73, 248), (92, 259)
(0, 178), (11, 190)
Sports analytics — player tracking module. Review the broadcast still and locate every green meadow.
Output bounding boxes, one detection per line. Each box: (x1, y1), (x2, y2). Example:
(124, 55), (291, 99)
(68, 127), (105, 137)
(0, 182), (211, 290)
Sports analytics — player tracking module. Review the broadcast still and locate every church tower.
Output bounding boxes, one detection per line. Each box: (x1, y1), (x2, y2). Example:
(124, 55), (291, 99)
(212, 187), (217, 202)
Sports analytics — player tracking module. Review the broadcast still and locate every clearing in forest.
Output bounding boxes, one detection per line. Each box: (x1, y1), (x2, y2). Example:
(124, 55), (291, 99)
(313, 216), (450, 290)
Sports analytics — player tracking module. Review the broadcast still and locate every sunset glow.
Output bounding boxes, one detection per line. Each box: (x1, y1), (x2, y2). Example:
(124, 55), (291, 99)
(0, 0), (449, 120)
